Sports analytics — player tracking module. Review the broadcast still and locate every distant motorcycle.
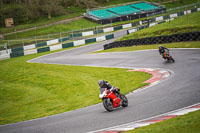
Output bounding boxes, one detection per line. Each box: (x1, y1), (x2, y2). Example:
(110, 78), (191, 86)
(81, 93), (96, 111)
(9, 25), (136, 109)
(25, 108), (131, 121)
(162, 49), (175, 62)
(99, 88), (128, 112)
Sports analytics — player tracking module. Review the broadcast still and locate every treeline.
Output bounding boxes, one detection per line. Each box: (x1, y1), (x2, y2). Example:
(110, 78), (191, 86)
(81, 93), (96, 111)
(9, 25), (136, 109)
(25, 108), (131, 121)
(0, 0), (111, 27)
(0, 0), (184, 28)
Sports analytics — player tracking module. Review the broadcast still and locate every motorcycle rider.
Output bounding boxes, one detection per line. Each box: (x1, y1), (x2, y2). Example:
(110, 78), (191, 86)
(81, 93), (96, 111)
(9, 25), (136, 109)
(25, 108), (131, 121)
(98, 80), (120, 98)
(159, 45), (169, 59)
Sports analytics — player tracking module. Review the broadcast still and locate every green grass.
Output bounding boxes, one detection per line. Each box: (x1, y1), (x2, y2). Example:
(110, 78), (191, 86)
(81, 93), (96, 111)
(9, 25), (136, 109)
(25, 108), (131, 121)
(94, 41), (200, 53)
(117, 11), (200, 41)
(124, 109), (200, 133)
(4, 18), (100, 40)
(0, 48), (151, 124)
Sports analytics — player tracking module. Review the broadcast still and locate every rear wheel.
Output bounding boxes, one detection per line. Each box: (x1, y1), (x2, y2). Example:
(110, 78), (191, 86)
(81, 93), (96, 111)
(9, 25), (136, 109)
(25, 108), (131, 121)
(121, 94), (128, 107)
(103, 98), (113, 112)
(171, 57), (175, 62)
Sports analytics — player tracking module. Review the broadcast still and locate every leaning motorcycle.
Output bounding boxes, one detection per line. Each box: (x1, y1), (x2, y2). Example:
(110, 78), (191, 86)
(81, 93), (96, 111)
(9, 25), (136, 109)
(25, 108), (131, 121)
(99, 88), (128, 112)
(162, 49), (175, 62)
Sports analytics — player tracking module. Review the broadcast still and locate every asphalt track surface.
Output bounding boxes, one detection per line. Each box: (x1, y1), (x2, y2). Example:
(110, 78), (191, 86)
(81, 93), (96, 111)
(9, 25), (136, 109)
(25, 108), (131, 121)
(1, 30), (200, 133)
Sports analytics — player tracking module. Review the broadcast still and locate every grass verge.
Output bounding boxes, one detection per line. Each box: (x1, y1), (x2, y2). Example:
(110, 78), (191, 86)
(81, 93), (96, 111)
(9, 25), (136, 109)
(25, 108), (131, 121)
(124, 109), (200, 133)
(4, 18), (100, 40)
(117, 11), (200, 41)
(94, 41), (200, 54)
(0, 48), (151, 124)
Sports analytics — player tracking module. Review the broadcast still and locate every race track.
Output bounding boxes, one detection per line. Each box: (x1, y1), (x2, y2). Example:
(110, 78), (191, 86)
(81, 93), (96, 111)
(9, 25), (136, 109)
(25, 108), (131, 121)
(1, 30), (200, 133)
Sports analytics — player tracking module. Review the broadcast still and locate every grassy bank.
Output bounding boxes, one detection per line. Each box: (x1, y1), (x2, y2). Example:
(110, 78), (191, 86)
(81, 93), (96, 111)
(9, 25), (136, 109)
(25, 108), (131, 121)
(94, 41), (200, 53)
(0, 50), (151, 124)
(4, 18), (100, 40)
(117, 11), (200, 41)
(124, 109), (200, 133)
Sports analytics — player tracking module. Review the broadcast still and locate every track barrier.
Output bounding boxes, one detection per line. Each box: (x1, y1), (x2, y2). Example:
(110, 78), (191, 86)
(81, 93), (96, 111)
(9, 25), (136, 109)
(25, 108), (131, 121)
(104, 31), (200, 50)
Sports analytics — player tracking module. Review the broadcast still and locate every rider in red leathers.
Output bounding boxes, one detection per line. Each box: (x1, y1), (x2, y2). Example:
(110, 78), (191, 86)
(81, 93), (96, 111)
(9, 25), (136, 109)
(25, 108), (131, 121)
(98, 80), (120, 98)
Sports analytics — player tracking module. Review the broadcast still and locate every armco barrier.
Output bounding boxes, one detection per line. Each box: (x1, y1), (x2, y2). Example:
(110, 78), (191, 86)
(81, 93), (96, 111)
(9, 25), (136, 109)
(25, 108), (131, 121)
(122, 23), (132, 29)
(191, 8), (197, 12)
(11, 47), (24, 53)
(7, 34), (114, 59)
(106, 34), (114, 40)
(114, 25), (123, 31)
(85, 38), (96, 44)
(37, 47), (50, 53)
(0, 54), (10, 59)
(178, 11), (184, 16)
(127, 28), (137, 34)
(50, 44), (62, 51)
(59, 37), (70, 42)
(24, 49), (37, 55)
(23, 44), (36, 50)
(0, 49), (11, 55)
(156, 16), (163, 21)
(82, 31), (94, 36)
(96, 36), (106, 42)
(163, 15), (169, 20)
(158, 20), (166, 24)
(170, 13), (178, 18)
(10, 51), (24, 58)
(94, 29), (104, 34)
(103, 27), (114, 33)
(149, 23), (156, 27)
(47, 39), (59, 45)
(62, 42), (74, 49)
(70, 33), (82, 38)
(104, 31), (200, 50)
(36, 42), (47, 48)
(74, 39), (85, 46)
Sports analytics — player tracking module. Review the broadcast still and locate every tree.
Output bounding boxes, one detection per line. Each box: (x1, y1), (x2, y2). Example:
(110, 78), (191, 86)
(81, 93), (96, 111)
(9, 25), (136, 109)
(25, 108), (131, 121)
(61, 0), (73, 8)
(24, 0), (41, 20)
(41, 0), (63, 19)
(75, 0), (98, 8)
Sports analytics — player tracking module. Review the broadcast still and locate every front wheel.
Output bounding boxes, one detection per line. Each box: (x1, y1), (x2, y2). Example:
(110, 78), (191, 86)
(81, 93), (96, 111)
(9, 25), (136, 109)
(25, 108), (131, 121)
(103, 98), (113, 112)
(121, 94), (128, 107)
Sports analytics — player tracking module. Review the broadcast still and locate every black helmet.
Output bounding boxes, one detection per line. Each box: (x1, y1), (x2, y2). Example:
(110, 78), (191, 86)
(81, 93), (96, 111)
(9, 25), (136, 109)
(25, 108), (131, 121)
(159, 45), (165, 49)
(98, 80), (105, 87)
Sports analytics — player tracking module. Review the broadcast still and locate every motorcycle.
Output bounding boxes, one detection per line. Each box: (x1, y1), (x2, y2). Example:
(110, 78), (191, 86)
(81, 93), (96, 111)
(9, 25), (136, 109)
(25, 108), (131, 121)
(99, 88), (128, 112)
(162, 49), (175, 62)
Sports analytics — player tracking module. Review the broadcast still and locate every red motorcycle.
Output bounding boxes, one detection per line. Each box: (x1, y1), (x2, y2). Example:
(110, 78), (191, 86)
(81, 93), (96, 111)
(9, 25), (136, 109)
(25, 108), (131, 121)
(99, 88), (128, 112)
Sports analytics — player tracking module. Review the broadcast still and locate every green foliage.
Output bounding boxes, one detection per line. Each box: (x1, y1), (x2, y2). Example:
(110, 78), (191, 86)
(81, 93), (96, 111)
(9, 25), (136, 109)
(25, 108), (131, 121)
(0, 1), (66, 26)
(124, 110), (200, 133)
(0, 51), (151, 124)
